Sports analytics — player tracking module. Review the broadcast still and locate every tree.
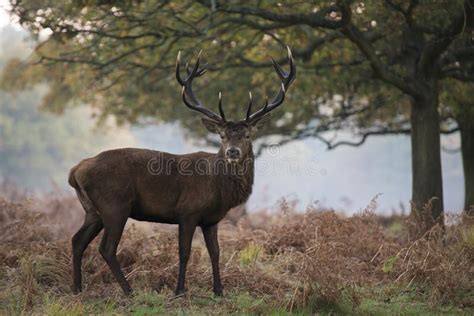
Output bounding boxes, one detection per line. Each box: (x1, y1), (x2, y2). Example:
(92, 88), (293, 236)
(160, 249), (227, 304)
(3, 0), (474, 228)
(442, 80), (474, 214)
(454, 93), (474, 215)
(0, 26), (136, 191)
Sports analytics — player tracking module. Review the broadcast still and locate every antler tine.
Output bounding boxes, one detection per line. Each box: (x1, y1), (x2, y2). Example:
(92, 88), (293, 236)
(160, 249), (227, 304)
(196, 63), (208, 76)
(187, 63), (208, 78)
(270, 47), (295, 83)
(176, 51), (185, 85)
(176, 50), (224, 122)
(247, 46), (295, 122)
(218, 92), (226, 122)
(287, 46), (296, 83)
(186, 50), (200, 78)
(245, 91), (253, 122)
(271, 57), (286, 80)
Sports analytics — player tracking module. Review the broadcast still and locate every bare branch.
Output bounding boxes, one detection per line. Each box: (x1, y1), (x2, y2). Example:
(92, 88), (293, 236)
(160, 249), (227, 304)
(255, 115), (459, 156)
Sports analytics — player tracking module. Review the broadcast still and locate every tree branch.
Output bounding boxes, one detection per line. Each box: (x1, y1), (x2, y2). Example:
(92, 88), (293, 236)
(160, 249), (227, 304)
(256, 118), (460, 155)
(338, 5), (421, 97)
(209, 3), (344, 29)
(442, 69), (474, 82)
(441, 46), (474, 66)
(418, 0), (474, 74)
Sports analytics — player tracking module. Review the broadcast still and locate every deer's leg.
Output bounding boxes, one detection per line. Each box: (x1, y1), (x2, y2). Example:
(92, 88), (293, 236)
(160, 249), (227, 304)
(202, 224), (223, 296)
(72, 212), (103, 294)
(99, 214), (132, 295)
(175, 221), (197, 295)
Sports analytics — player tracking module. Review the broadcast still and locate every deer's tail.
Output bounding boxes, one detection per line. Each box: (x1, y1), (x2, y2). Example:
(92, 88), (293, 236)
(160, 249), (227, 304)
(68, 165), (80, 190)
(68, 164), (97, 214)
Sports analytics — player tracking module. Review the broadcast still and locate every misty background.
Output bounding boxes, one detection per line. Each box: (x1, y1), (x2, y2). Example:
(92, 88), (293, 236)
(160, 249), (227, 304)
(0, 5), (464, 214)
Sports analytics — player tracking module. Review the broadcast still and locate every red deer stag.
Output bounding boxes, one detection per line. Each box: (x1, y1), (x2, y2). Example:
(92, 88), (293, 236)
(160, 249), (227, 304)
(68, 47), (295, 296)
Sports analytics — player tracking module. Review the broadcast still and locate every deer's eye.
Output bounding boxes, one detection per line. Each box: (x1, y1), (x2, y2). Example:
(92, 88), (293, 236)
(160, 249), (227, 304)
(245, 135), (250, 140)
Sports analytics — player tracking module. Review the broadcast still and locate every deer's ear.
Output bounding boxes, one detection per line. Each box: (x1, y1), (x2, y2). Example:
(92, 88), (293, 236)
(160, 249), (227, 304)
(201, 118), (223, 134)
(250, 113), (271, 131)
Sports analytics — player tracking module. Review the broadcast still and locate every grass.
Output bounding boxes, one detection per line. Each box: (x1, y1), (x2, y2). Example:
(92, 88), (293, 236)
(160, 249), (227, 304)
(2, 287), (465, 315)
(0, 192), (473, 315)
(239, 243), (262, 268)
(358, 289), (470, 315)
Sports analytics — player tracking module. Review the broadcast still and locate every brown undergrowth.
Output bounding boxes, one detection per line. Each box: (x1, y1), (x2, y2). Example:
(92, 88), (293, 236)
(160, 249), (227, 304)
(0, 192), (472, 314)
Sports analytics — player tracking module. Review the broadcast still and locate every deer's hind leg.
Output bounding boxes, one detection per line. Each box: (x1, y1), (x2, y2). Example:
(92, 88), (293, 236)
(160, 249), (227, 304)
(72, 210), (103, 293)
(98, 207), (132, 295)
(175, 220), (197, 295)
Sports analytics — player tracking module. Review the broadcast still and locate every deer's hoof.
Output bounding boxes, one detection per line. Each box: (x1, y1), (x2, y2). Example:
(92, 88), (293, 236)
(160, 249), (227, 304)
(122, 287), (133, 297)
(175, 288), (186, 296)
(72, 286), (82, 295)
(213, 288), (223, 297)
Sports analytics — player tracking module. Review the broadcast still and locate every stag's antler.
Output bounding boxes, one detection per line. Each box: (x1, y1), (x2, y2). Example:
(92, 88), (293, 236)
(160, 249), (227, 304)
(176, 50), (226, 122)
(246, 46), (296, 123)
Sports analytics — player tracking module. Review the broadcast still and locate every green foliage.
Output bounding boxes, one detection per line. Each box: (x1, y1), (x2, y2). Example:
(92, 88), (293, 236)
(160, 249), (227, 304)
(233, 291), (266, 312)
(382, 255), (399, 273)
(461, 226), (474, 248)
(129, 290), (166, 315)
(42, 301), (85, 316)
(239, 243), (262, 268)
(3, 0), (471, 146)
(0, 0), (468, 144)
(358, 287), (469, 316)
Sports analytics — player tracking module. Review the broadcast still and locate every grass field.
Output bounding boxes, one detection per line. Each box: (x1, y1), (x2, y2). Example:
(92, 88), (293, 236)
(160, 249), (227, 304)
(0, 191), (473, 315)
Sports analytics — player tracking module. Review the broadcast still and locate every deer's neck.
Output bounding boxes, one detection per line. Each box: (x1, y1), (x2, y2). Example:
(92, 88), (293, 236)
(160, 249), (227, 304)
(215, 147), (255, 211)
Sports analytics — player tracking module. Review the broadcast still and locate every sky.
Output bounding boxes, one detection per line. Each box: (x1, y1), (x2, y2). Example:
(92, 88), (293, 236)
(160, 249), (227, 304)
(0, 1), (15, 29)
(0, 2), (466, 214)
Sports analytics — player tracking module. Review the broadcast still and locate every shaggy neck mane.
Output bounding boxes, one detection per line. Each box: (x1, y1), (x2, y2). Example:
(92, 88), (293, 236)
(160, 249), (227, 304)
(215, 147), (255, 211)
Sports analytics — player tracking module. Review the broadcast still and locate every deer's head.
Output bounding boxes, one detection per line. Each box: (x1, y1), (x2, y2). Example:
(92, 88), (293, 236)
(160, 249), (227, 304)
(176, 47), (295, 164)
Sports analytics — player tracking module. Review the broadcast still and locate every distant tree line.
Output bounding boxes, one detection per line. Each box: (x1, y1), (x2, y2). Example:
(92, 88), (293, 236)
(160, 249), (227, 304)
(0, 28), (135, 190)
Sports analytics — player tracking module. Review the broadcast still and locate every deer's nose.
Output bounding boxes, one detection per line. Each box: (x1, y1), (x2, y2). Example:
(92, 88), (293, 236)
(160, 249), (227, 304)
(226, 147), (241, 159)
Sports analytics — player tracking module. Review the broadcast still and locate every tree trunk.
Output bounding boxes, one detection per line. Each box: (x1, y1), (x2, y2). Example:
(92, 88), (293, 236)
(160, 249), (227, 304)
(410, 93), (444, 226)
(459, 117), (474, 214)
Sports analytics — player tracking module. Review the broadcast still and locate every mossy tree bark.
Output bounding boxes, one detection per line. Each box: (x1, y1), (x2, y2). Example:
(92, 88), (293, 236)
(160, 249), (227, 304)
(410, 92), (444, 223)
(458, 114), (474, 214)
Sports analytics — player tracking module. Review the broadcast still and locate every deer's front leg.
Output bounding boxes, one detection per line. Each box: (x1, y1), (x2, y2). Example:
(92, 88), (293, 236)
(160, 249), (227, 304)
(175, 220), (197, 295)
(202, 224), (223, 296)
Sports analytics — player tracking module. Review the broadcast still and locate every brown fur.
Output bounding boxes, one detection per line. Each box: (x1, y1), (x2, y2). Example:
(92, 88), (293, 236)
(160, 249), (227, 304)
(69, 147), (254, 226)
